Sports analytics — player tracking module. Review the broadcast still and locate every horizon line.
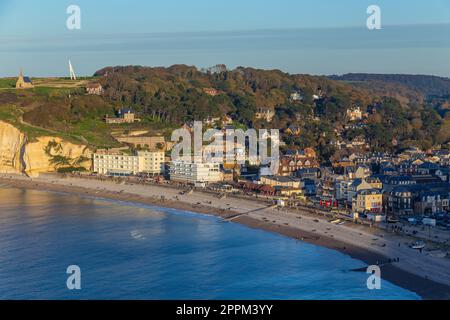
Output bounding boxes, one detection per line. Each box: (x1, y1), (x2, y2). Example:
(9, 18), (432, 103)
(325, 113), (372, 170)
(1, 22), (450, 40)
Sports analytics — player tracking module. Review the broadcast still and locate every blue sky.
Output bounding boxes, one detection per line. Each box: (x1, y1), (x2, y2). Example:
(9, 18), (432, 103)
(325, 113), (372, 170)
(0, 0), (449, 76)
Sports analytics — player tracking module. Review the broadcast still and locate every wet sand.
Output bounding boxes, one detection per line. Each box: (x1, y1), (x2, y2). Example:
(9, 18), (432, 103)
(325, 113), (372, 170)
(1, 174), (449, 300)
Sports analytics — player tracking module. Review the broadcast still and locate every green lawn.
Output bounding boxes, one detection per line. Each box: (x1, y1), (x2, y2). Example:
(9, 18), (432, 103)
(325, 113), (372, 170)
(30, 86), (80, 97)
(68, 118), (121, 148)
(0, 78), (16, 89)
(0, 105), (21, 122)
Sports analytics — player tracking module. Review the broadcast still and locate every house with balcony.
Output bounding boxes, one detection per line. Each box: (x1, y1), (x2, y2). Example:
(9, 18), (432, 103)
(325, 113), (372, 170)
(352, 189), (383, 215)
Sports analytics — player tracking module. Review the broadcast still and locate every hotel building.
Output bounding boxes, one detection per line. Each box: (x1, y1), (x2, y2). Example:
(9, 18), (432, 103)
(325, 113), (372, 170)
(137, 151), (165, 174)
(352, 189), (383, 214)
(93, 150), (165, 176)
(169, 161), (223, 184)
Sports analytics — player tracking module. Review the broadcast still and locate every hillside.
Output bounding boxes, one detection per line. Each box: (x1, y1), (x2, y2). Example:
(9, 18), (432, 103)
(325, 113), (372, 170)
(0, 65), (449, 165)
(328, 73), (450, 99)
(94, 65), (373, 126)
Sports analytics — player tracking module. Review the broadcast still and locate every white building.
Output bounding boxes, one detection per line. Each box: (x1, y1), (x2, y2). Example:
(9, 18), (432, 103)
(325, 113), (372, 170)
(137, 151), (165, 174)
(93, 150), (165, 176)
(93, 152), (140, 176)
(290, 92), (303, 101)
(335, 178), (353, 201)
(169, 161), (223, 184)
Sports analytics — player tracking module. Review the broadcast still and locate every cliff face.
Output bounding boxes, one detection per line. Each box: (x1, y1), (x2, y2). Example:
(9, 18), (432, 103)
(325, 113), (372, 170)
(0, 121), (91, 177)
(23, 136), (92, 176)
(0, 121), (26, 173)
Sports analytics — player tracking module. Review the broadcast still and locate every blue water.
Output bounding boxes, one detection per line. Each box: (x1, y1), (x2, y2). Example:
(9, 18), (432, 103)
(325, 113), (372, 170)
(0, 186), (419, 300)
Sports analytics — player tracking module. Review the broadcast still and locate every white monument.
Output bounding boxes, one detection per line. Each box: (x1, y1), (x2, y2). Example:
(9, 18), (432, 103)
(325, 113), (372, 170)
(69, 60), (77, 80)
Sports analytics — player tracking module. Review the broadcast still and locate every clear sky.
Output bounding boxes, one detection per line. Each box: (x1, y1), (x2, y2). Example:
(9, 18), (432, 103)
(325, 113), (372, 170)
(0, 0), (449, 76)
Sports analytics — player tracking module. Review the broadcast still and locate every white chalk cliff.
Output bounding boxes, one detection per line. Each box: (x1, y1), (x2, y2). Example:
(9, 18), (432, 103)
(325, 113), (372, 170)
(0, 121), (91, 176)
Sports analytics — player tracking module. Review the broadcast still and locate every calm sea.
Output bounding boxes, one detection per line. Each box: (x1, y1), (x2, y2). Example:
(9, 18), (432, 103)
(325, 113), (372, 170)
(0, 186), (419, 300)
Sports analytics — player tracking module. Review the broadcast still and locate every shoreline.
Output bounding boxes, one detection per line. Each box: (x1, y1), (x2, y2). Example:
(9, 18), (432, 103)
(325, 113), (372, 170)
(1, 174), (449, 300)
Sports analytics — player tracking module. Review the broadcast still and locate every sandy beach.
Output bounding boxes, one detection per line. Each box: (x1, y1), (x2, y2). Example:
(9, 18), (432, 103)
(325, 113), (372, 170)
(1, 173), (449, 300)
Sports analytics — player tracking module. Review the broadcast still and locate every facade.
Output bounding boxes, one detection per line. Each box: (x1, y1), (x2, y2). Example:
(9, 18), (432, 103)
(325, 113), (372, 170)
(105, 108), (141, 124)
(397, 161), (419, 174)
(386, 183), (450, 216)
(260, 176), (303, 198)
(319, 174), (337, 200)
(387, 186), (414, 215)
(382, 175), (416, 192)
(169, 161), (223, 184)
(296, 168), (320, 180)
(414, 191), (449, 215)
(346, 107), (362, 121)
(346, 178), (381, 203)
(16, 70), (34, 89)
(353, 189), (383, 214)
(86, 83), (103, 95)
(93, 150), (165, 175)
(335, 178), (353, 201)
(137, 151), (165, 174)
(260, 176), (301, 189)
(93, 152), (140, 176)
(279, 155), (320, 176)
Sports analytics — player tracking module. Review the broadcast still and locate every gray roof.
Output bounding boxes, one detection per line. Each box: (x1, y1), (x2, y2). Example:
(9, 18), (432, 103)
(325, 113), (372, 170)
(418, 162), (440, 170)
(263, 176), (300, 183)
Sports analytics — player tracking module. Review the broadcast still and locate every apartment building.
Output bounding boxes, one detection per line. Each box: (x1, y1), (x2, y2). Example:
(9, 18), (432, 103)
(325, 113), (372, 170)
(347, 178), (382, 203)
(137, 151), (165, 174)
(93, 152), (140, 175)
(169, 161), (223, 184)
(93, 150), (165, 176)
